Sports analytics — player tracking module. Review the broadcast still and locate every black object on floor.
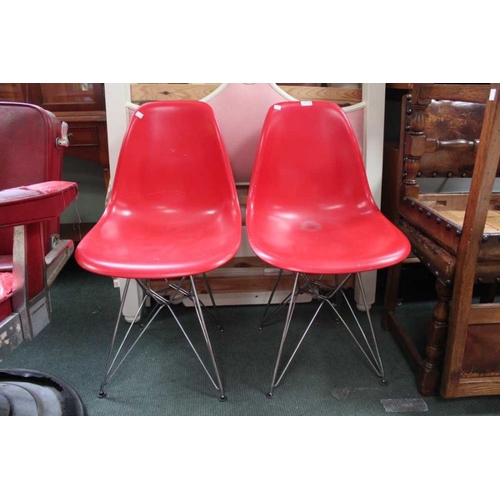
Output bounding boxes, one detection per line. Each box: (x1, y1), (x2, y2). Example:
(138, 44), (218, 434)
(0, 369), (86, 416)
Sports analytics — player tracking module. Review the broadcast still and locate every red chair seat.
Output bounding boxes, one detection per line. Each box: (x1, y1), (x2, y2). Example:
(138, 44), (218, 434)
(249, 209), (410, 275)
(76, 210), (240, 279)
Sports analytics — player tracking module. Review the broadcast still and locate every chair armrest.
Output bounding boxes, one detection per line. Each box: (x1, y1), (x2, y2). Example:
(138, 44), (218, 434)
(0, 181), (78, 228)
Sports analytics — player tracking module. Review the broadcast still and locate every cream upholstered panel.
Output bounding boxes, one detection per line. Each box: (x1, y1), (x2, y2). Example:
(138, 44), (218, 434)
(204, 83), (365, 184)
(203, 83), (294, 184)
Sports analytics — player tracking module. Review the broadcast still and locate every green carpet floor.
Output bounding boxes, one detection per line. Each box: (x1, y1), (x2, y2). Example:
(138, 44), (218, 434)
(2, 257), (500, 416)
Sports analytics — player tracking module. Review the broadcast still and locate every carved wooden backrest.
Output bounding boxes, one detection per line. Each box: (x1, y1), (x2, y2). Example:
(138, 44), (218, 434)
(402, 84), (492, 200)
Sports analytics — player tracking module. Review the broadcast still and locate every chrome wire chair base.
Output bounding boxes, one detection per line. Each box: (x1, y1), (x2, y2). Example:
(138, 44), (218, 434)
(265, 272), (386, 398)
(98, 275), (227, 401)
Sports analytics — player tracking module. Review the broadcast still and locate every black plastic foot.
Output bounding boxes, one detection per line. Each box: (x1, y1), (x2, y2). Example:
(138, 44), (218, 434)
(219, 395), (228, 402)
(266, 392), (276, 399)
(379, 378), (388, 386)
(98, 390), (107, 398)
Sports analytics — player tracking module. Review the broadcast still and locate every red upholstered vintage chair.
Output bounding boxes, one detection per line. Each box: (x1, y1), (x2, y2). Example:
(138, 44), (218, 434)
(0, 182), (78, 359)
(0, 102), (71, 276)
(247, 101), (411, 397)
(75, 101), (241, 400)
(0, 101), (77, 358)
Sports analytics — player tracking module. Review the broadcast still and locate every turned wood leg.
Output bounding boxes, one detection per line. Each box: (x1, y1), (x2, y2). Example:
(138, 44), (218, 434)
(381, 263), (402, 331)
(418, 280), (452, 396)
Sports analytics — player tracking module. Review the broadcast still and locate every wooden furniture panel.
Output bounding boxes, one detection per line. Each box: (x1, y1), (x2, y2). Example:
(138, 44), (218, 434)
(383, 83), (500, 398)
(130, 83), (362, 106)
(0, 83), (109, 186)
(56, 110), (110, 188)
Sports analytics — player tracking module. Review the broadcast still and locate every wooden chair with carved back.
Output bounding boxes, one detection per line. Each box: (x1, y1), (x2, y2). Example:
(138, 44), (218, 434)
(383, 83), (500, 398)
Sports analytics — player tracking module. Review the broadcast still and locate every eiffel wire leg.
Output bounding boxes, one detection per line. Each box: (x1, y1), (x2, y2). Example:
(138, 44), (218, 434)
(99, 279), (153, 397)
(144, 276), (222, 331)
(141, 279), (226, 399)
(352, 273), (386, 384)
(267, 272), (300, 398)
(311, 273), (386, 383)
(98, 276), (226, 400)
(176, 274), (223, 332)
(189, 276), (226, 401)
(202, 273), (224, 332)
(266, 273), (352, 397)
(260, 271), (311, 329)
(260, 269), (283, 328)
(138, 277), (187, 329)
(265, 272), (387, 398)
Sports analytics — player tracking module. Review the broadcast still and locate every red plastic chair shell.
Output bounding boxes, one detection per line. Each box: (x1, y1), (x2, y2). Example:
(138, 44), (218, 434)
(76, 101), (241, 279)
(247, 101), (411, 275)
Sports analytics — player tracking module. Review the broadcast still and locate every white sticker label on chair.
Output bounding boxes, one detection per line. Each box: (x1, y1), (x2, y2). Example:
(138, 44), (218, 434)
(301, 101), (313, 106)
(135, 111), (144, 119)
(273, 105), (282, 110)
(490, 88), (497, 101)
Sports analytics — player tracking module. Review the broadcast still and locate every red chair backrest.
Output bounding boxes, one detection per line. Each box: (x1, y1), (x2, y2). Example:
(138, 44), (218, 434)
(249, 101), (378, 219)
(109, 100), (239, 219)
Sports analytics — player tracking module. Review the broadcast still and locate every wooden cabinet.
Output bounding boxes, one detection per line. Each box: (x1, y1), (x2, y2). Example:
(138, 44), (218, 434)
(0, 83), (109, 187)
(381, 84), (413, 222)
(8, 83), (105, 112)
